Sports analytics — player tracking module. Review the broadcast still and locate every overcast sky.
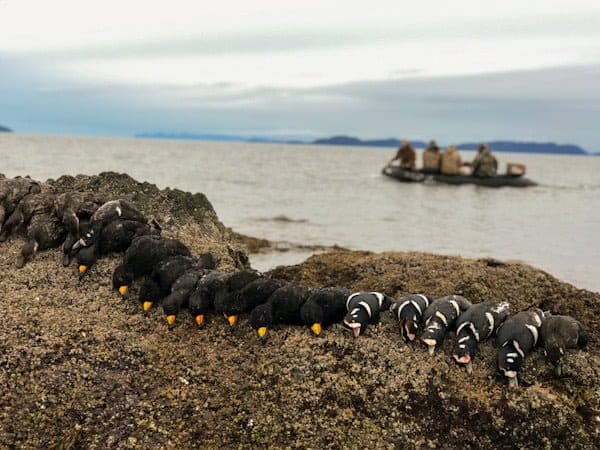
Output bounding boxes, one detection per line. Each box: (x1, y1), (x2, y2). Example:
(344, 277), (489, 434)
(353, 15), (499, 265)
(1, 0), (599, 150)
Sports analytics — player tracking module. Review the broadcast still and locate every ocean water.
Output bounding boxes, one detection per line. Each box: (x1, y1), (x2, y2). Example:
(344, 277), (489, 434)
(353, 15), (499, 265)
(1, 133), (599, 292)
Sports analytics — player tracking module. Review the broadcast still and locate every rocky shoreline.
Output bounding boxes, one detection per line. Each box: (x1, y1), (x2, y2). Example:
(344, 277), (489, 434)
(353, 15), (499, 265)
(0, 173), (598, 449)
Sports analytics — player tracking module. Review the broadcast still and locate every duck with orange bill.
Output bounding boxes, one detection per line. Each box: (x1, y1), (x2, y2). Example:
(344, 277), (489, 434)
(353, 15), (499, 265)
(217, 270), (262, 327)
(249, 283), (314, 339)
(187, 270), (231, 329)
(111, 234), (190, 297)
(420, 295), (472, 355)
(452, 301), (510, 374)
(496, 309), (545, 387)
(342, 292), (393, 338)
(221, 277), (288, 329)
(300, 287), (351, 336)
(138, 253), (216, 313)
(76, 219), (155, 277)
(162, 269), (209, 329)
(389, 294), (432, 342)
(138, 255), (202, 313)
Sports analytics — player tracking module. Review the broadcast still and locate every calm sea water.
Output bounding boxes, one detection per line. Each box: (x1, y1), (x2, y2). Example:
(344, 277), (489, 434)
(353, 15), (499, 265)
(1, 134), (599, 292)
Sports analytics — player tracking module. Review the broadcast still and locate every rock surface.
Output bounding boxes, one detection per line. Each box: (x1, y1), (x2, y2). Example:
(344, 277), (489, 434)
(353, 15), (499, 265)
(0, 176), (598, 449)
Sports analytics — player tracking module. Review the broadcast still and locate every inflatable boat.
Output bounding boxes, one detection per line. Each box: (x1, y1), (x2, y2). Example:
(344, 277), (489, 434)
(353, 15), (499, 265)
(382, 166), (537, 188)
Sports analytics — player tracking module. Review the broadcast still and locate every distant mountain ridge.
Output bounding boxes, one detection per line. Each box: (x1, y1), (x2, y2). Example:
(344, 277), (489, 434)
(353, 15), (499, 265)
(313, 136), (588, 155)
(0, 125), (12, 133)
(137, 132), (590, 155)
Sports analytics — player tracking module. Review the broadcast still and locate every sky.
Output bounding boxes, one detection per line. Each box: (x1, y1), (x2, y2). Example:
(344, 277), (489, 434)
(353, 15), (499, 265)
(1, 0), (599, 150)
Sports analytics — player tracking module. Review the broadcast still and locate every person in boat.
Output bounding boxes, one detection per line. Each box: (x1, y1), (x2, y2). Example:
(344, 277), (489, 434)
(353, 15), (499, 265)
(422, 140), (441, 174)
(472, 144), (498, 177)
(440, 145), (462, 175)
(390, 140), (416, 170)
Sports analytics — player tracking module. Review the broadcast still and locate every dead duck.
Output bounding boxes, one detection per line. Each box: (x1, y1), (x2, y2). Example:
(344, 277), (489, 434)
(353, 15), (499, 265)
(420, 295), (472, 355)
(540, 314), (587, 376)
(300, 287), (352, 336)
(452, 301), (510, 374)
(342, 292), (394, 338)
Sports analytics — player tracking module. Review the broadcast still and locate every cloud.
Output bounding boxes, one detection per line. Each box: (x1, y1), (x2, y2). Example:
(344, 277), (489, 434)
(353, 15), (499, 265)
(1, 58), (598, 151)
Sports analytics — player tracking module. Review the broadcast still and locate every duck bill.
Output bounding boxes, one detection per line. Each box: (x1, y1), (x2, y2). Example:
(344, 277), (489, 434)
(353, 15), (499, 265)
(310, 323), (322, 336)
(257, 327), (268, 338)
(508, 376), (519, 388)
(78, 265), (88, 274)
(118, 285), (128, 296)
(195, 314), (205, 328)
(465, 361), (473, 375)
(404, 323), (416, 341)
(142, 301), (153, 312)
(555, 363), (563, 377)
(453, 354), (472, 373)
(422, 338), (436, 355)
(352, 326), (361, 338)
(226, 315), (238, 327)
(166, 315), (176, 327)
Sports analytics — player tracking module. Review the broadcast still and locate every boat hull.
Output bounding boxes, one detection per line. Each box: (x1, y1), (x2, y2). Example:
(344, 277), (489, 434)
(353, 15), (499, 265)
(382, 166), (537, 188)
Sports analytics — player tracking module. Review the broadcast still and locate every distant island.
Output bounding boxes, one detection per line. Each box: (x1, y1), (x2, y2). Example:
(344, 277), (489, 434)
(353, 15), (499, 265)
(0, 125), (12, 133)
(136, 132), (590, 155)
(313, 136), (588, 155)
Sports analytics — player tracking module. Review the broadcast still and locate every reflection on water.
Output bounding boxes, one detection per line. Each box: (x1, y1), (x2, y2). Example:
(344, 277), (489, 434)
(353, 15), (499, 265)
(1, 133), (599, 292)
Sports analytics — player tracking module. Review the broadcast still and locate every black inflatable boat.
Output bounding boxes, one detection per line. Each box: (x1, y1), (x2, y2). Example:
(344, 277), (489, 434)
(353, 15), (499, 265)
(382, 166), (537, 188)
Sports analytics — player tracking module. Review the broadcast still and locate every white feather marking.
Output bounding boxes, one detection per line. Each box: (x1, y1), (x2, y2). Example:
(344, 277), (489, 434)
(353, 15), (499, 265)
(358, 301), (372, 319)
(532, 312), (542, 327)
(459, 344), (466, 349)
(485, 312), (495, 338)
(410, 300), (422, 316)
(435, 311), (448, 327)
(427, 322), (441, 331)
(346, 293), (361, 309)
(506, 352), (518, 358)
(350, 307), (360, 318)
(116, 206), (122, 216)
(513, 340), (525, 358)
(396, 301), (411, 320)
(416, 294), (429, 308)
(468, 323), (480, 342)
(450, 300), (460, 317)
(525, 324), (539, 346)
(456, 322), (469, 337)
(506, 358), (514, 363)
(370, 292), (385, 308)
(458, 336), (470, 343)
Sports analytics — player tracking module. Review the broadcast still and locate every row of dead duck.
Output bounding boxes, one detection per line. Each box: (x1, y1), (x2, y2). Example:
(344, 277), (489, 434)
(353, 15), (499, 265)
(0, 174), (588, 388)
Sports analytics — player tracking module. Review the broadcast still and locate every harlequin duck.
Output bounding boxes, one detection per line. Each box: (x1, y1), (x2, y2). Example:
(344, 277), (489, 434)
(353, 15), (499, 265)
(496, 309), (545, 387)
(342, 292), (393, 338)
(389, 294), (432, 342)
(452, 301), (510, 374)
(420, 295), (472, 355)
